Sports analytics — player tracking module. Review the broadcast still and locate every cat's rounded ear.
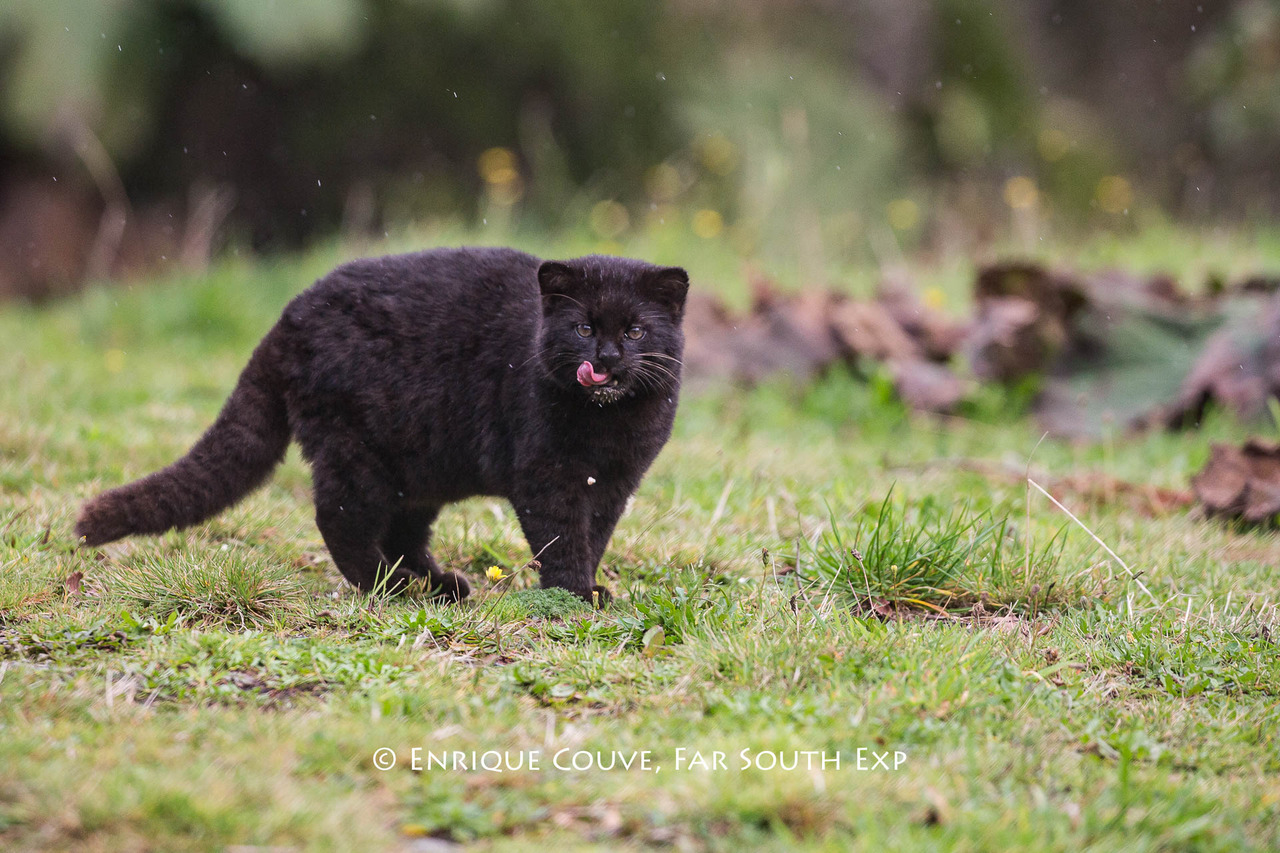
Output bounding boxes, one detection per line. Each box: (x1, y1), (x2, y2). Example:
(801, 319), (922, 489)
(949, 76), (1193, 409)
(645, 267), (690, 316)
(538, 261), (578, 298)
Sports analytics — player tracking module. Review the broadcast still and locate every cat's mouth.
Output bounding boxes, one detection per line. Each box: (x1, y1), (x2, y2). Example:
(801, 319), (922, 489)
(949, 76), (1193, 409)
(577, 360), (627, 403)
(576, 361), (617, 388)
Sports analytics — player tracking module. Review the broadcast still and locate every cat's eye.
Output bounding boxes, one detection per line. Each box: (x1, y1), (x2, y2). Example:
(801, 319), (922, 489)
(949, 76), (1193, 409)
(625, 326), (645, 340)
(575, 323), (593, 338)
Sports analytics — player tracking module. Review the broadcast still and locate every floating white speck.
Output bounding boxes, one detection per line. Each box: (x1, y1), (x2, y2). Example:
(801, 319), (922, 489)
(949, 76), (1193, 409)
(587, 477), (597, 485)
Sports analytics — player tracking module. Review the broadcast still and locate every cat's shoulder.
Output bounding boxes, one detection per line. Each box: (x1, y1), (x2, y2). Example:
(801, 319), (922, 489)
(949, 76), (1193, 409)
(333, 246), (540, 286)
(290, 246), (543, 310)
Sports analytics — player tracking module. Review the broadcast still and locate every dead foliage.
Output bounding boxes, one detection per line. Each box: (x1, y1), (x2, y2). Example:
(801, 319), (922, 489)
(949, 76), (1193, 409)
(1192, 439), (1280, 524)
(967, 261), (1088, 382)
(1035, 473), (1194, 518)
(907, 458), (1195, 518)
(848, 593), (1059, 640)
(683, 261), (1280, 437)
(683, 276), (969, 412)
(1159, 293), (1280, 429)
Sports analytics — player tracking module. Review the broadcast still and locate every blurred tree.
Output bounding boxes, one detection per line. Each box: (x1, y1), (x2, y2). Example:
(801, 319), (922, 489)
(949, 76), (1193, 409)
(0, 0), (1278, 298)
(2, 0), (686, 249)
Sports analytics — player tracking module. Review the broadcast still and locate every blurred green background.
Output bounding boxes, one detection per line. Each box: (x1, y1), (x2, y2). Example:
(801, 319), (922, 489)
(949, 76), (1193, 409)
(2, 0), (1278, 299)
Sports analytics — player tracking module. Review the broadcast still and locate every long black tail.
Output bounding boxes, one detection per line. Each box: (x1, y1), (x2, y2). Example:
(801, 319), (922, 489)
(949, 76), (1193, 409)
(76, 328), (291, 546)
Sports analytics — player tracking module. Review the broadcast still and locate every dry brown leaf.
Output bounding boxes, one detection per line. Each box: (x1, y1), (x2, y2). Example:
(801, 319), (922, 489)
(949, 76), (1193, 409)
(1192, 439), (1280, 523)
(828, 299), (921, 363)
(888, 359), (970, 414)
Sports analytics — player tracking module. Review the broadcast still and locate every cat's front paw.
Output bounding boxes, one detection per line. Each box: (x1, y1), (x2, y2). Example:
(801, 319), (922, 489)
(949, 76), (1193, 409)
(583, 584), (612, 608)
(430, 571), (471, 602)
(545, 582), (612, 607)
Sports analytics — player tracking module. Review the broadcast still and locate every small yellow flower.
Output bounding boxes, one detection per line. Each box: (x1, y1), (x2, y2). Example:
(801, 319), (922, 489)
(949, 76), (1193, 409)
(486, 565), (505, 582)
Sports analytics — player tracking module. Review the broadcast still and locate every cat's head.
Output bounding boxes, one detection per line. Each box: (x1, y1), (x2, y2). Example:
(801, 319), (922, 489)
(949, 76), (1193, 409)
(538, 255), (688, 404)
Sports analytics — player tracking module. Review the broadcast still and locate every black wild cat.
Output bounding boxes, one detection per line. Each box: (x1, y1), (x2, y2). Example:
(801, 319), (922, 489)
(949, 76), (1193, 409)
(76, 248), (689, 603)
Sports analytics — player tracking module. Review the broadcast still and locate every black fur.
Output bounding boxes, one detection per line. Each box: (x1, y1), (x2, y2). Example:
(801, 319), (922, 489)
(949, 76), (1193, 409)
(76, 247), (689, 603)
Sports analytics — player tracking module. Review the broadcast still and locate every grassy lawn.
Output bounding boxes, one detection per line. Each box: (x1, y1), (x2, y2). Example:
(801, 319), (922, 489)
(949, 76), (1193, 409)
(3, 228), (1280, 851)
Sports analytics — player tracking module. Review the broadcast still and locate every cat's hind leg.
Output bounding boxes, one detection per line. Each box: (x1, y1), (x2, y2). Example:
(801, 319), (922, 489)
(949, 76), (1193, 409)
(381, 508), (471, 601)
(310, 450), (417, 594)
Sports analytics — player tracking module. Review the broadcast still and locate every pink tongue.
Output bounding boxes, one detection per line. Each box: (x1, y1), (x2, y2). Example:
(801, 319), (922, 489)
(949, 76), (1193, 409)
(576, 360), (611, 386)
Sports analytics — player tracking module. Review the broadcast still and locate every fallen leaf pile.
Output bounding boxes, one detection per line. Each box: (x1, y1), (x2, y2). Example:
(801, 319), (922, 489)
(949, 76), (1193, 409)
(682, 262), (1280, 437)
(682, 274), (971, 412)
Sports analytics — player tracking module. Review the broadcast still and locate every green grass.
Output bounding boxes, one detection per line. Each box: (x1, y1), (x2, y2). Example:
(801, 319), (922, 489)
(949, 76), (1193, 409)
(795, 493), (1075, 615)
(3, 225), (1280, 850)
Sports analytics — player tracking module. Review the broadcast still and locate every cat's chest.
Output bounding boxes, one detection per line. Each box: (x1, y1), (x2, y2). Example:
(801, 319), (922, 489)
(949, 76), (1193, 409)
(525, 403), (670, 480)
(545, 425), (643, 476)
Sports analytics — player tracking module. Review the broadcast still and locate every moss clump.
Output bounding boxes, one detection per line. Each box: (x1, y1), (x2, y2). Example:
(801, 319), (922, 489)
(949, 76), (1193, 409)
(496, 587), (591, 620)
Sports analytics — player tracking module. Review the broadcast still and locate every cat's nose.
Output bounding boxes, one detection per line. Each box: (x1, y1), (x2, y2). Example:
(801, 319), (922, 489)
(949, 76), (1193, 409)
(596, 341), (622, 369)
